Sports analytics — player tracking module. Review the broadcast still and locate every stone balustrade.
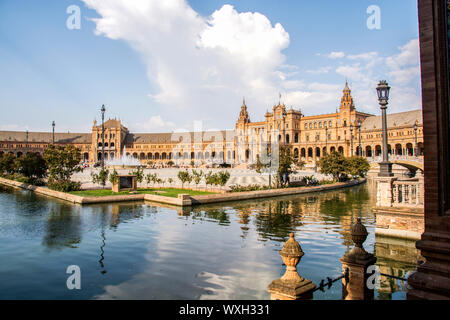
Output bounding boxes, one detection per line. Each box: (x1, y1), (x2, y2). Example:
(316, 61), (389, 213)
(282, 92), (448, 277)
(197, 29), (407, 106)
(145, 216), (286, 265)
(392, 179), (423, 207)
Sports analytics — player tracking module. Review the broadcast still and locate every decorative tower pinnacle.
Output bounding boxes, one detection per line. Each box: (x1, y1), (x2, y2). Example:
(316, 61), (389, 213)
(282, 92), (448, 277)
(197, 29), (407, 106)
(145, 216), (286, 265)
(238, 98), (250, 124)
(340, 81), (355, 111)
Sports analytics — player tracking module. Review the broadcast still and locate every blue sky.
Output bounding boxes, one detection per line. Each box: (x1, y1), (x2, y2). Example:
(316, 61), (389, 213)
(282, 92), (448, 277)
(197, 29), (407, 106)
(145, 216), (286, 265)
(0, 0), (420, 133)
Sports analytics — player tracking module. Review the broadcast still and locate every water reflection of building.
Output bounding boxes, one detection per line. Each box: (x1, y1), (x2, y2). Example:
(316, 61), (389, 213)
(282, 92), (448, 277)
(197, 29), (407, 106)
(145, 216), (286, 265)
(375, 236), (422, 300)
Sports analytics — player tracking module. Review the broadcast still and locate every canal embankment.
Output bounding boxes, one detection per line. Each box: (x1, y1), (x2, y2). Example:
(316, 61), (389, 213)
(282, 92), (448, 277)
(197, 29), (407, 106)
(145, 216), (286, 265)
(0, 176), (366, 207)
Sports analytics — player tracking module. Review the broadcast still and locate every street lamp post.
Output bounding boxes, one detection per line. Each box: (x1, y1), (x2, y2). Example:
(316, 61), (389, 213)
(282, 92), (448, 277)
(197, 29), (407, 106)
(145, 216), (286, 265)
(357, 120), (362, 156)
(376, 80), (393, 177)
(350, 124), (354, 157)
(101, 104), (106, 168)
(414, 123), (418, 157)
(26, 130), (29, 153)
(52, 121), (55, 144)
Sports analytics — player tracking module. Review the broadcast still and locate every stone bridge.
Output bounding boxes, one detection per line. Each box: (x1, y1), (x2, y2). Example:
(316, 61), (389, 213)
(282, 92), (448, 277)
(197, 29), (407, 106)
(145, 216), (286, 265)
(368, 155), (424, 172)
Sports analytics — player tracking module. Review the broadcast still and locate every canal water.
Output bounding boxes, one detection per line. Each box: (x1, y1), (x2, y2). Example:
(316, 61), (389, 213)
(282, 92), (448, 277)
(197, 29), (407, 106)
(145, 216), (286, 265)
(0, 183), (419, 300)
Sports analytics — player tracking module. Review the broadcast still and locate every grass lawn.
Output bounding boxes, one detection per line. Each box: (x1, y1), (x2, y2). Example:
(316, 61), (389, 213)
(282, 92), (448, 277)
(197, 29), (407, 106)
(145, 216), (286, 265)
(69, 188), (216, 198)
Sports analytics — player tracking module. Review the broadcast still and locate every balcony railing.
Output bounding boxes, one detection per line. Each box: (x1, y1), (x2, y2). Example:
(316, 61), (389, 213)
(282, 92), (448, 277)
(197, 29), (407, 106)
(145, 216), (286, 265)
(392, 179), (423, 207)
(368, 155), (424, 164)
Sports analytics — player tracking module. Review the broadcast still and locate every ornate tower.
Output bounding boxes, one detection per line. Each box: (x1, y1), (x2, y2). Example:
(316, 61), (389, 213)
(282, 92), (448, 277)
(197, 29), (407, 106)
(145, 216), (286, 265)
(340, 81), (356, 112)
(237, 98), (250, 124)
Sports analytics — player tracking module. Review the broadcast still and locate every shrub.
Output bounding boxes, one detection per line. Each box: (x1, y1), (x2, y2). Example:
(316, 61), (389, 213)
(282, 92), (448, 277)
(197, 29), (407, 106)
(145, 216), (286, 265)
(346, 156), (370, 178)
(43, 145), (82, 192)
(0, 153), (18, 176)
(47, 179), (81, 192)
(230, 184), (269, 192)
(15, 152), (48, 182)
(317, 152), (348, 182)
(44, 145), (82, 182)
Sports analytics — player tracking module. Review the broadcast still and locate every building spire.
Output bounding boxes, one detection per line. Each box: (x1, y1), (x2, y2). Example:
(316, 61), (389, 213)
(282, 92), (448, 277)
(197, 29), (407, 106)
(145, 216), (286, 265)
(340, 81), (355, 111)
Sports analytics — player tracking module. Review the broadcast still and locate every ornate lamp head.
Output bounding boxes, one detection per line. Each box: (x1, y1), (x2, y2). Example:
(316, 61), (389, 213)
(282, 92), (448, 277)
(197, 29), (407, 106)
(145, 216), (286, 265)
(376, 80), (390, 106)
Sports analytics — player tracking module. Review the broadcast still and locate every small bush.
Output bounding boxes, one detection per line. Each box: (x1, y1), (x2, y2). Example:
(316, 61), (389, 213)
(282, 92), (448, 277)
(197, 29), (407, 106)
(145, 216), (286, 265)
(230, 184), (270, 193)
(48, 179), (81, 192)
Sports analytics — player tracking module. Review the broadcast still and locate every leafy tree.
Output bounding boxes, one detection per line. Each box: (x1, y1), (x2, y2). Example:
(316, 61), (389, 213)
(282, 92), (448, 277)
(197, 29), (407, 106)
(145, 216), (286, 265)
(278, 145), (303, 185)
(109, 169), (119, 185)
(167, 161), (175, 167)
(15, 152), (48, 182)
(317, 151), (348, 182)
(168, 178), (174, 186)
(204, 171), (215, 190)
(0, 153), (18, 176)
(91, 167), (109, 188)
(347, 156), (370, 178)
(217, 171), (231, 188)
(43, 145), (83, 191)
(191, 169), (204, 188)
(129, 167), (144, 183)
(177, 170), (191, 189)
(145, 173), (156, 187)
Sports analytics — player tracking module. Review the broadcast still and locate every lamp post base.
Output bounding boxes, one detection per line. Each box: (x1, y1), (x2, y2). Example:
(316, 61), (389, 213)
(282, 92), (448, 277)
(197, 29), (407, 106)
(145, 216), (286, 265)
(378, 161), (394, 177)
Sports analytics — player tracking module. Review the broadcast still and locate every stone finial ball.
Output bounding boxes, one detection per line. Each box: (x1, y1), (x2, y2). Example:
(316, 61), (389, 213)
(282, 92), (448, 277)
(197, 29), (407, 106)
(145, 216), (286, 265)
(280, 233), (304, 258)
(351, 218), (368, 247)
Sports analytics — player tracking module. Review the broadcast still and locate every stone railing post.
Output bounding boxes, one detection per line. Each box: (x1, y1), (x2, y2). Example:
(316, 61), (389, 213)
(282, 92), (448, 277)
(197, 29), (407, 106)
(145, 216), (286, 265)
(340, 218), (377, 300)
(376, 176), (397, 207)
(268, 233), (316, 300)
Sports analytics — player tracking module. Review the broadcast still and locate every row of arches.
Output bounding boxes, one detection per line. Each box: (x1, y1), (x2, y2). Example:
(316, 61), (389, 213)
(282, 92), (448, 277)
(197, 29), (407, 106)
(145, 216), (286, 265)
(96, 151), (239, 162)
(293, 146), (345, 159)
(359, 143), (424, 157)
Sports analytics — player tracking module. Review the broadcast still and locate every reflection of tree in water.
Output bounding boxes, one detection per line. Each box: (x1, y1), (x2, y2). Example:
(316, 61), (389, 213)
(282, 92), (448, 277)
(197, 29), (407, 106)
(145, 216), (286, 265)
(318, 186), (372, 248)
(189, 207), (231, 226)
(253, 199), (304, 242)
(42, 203), (82, 250)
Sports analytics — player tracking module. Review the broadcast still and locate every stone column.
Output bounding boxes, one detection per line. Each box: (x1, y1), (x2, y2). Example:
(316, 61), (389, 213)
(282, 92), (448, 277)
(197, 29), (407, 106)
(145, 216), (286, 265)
(376, 177), (397, 207)
(340, 218), (377, 300)
(268, 233), (316, 300)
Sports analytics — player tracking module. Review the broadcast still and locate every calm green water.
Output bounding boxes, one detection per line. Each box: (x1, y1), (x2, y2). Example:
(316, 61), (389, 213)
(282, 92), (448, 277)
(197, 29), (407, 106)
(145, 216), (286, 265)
(0, 183), (418, 300)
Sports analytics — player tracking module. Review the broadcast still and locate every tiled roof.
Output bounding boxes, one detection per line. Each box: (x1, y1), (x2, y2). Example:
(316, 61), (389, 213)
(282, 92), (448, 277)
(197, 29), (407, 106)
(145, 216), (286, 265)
(360, 109), (422, 131)
(124, 130), (236, 144)
(0, 131), (91, 144)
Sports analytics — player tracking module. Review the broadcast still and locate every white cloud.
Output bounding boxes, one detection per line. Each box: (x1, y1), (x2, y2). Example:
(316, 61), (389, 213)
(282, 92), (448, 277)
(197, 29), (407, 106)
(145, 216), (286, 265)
(82, 0), (421, 128)
(131, 115), (175, 132)
(333, 39), (421, 114)
(386, 39), (420, 85)
(327, 51), (345, 59)
(347, 52), (378, 60)
(82, 0), (291, 127)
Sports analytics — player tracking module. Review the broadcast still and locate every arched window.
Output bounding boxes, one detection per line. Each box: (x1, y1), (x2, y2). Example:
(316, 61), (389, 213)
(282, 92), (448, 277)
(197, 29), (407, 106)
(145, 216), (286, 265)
(294, 133), (299, 143)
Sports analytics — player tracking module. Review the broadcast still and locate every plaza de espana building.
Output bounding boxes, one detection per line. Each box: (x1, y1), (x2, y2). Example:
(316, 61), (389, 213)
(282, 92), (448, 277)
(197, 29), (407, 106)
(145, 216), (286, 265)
(0, 83), (424, 167)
